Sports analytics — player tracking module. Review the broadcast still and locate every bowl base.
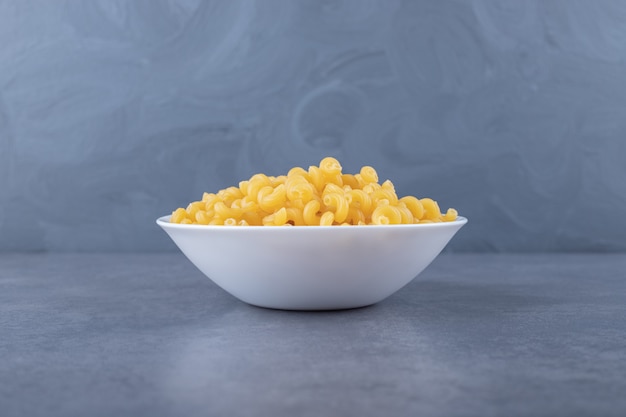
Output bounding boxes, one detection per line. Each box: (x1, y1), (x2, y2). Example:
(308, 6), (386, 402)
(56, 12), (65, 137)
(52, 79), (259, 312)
(244, 300), (379, 312)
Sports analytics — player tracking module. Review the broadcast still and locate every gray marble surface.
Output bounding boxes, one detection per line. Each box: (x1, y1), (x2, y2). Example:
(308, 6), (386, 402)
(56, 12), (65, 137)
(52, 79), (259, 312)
(1, 253), (625, 417)
(3, 1), (626, 252)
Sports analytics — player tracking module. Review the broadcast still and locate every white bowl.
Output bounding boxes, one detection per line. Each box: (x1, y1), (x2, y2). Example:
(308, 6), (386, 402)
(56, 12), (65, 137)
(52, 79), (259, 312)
(157, 215), (467, 310)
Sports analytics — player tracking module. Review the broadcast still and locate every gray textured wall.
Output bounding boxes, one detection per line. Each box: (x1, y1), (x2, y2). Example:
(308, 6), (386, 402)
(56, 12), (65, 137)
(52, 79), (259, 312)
(1, 0), (625, 252)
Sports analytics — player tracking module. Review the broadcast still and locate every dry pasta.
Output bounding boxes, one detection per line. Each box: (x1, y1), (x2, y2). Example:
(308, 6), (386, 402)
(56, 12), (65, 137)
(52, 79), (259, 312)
(170, 157), (459, 226)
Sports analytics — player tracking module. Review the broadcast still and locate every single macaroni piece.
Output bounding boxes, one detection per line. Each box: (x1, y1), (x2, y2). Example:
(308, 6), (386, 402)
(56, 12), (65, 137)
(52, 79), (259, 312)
(170, 157), (459, 226)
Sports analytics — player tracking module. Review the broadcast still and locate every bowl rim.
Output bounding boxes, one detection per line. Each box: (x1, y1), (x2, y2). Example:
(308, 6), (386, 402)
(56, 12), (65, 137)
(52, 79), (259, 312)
(156, 215), (467, 230)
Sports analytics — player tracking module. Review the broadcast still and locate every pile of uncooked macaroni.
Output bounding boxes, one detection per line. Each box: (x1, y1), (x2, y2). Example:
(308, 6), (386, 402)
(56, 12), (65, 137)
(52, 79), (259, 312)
(170, 157), (458, 226)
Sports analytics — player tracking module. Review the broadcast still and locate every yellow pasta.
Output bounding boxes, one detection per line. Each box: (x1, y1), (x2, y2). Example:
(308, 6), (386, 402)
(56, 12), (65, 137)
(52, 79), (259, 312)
(420, 198), (441, 220)
(348, 189), (372, 214)
(371, 205), (402, 225)
(360, 166), (378, 184)
(285, 176), (315, 202)
(287, 166), (308, 178)
(399, 196), (424, 220)
(347, 207), (366, 225)
(396, 204), (414, 224)
(195, 210), (211, 225)
(170, 157), (458, 226)
(286, 207), (305, 226)
(262, 207), (288, 226)
(319, 211), (334, 226)
(214, 201), (242, 219)
(323, 193), (349, 223)
(171, 207), (187, 223)
(242, 210), (262, 226)
(319, 157), (342, 176)
(341, 174), (360, 189)
(303, 199), (322, 226)
(257, 184), (286, 212)
(307, 165), (326, 192)
(218, 187), (243, 205)
(371, 188), (398, 205)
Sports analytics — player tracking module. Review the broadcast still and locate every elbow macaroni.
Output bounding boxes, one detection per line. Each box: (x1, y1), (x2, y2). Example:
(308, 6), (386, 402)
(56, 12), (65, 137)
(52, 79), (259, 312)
(170, 157), (459, 226)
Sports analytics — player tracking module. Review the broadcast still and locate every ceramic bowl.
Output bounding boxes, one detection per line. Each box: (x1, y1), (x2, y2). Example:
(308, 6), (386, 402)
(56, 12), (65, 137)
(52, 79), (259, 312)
(157, 216), (467, 310)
